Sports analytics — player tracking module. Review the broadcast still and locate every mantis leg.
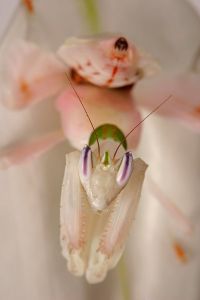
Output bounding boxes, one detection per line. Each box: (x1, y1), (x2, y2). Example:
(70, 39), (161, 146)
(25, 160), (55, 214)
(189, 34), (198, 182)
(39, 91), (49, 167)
(60, 151), (94, 276)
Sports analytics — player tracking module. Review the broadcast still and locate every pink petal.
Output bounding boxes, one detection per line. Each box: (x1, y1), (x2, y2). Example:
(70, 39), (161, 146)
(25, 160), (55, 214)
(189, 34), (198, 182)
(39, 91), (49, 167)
(0, 130), (65, 169)
(134, 72), (200, 131)
(0, 40), (67, 109)
(56, 84), (142, 150)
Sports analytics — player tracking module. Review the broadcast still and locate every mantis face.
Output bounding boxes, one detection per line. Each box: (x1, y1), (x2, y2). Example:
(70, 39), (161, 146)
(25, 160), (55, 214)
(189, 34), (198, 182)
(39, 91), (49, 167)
(79, 145), (134, 211)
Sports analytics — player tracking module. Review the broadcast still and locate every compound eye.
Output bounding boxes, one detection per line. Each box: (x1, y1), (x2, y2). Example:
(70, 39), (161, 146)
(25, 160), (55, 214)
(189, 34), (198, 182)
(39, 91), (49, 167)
(79, 145), (92, 180)
(116, 152), (133, 186)
(114, 37), (129, 51)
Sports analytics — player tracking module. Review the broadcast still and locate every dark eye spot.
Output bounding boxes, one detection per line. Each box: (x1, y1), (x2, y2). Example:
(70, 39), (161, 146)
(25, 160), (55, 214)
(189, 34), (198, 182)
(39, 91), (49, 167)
(114, 37), (128, 51)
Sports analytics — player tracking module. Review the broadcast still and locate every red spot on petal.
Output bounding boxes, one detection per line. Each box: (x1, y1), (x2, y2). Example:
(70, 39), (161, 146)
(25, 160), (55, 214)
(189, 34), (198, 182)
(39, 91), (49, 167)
(193, 106), (200, 116)
(19, 80), (32, 104)
(92, 71), (100, 76)
(173, 242), (187, 263)
(112, 66), (118, 78)
(86, 60), (92, 66)
(106, 78), (113, 86)
(22, 0), (34, 14)
(105, 66), (119, 86)
(20, 80), (30, 94)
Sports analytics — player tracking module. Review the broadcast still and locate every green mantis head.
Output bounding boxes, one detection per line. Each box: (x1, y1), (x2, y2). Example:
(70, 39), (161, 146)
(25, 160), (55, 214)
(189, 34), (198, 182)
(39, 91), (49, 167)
(88, 124), (127, 152)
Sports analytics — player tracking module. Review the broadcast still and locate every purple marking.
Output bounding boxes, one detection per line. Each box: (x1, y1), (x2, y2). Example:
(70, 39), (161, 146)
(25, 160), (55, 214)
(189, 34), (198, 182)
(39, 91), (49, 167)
(120, 152), (132, 182)
(82, 145), (91, 176)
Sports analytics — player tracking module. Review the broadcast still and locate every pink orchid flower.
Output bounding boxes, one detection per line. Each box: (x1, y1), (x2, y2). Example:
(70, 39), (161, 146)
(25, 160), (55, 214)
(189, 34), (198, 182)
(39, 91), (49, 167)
(0, 35), (146, 167)
(0, 35), (199, 282)
(0, 36), (199, 167)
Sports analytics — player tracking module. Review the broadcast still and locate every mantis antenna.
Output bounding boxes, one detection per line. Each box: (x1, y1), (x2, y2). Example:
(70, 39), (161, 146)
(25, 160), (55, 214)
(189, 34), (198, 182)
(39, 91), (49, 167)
(65, 72), (101, 157)
(113, 94), (173, 159)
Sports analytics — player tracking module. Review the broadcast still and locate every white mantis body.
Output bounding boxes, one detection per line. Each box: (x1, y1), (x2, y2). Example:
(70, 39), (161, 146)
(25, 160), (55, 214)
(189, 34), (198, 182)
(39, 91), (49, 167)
(60, 123), (147, 283)
(61, 144), (146, 283)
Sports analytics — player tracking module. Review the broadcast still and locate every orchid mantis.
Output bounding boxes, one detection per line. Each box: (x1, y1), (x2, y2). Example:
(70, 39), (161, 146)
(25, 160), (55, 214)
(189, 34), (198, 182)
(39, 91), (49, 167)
(60, 123), (147, 283)
(0, 33), (199, 283)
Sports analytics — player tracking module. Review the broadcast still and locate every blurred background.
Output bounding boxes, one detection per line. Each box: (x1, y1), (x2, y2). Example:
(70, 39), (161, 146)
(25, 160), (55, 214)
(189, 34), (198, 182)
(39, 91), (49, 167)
(0, 0), (200, 299)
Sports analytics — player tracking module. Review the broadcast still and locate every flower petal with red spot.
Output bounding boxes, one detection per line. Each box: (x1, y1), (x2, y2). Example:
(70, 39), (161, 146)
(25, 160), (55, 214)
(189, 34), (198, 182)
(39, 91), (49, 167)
(0, 40), (67, 109)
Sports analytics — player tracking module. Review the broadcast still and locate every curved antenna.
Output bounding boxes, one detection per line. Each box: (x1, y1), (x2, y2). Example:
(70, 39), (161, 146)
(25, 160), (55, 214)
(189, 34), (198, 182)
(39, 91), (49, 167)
(113, 94), (173, 159)
(65, 72), (101, 157)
